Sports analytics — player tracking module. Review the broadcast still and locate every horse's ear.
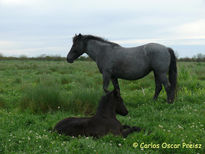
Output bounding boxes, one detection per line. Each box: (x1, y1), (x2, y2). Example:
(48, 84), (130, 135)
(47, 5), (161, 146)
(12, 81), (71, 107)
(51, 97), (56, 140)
(79, 33), (82, 37)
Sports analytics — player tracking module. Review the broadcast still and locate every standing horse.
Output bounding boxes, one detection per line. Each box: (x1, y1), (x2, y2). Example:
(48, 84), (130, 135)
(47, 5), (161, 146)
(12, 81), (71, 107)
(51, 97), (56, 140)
(67, 34), (177, 103)
(54, 89), (140, 138)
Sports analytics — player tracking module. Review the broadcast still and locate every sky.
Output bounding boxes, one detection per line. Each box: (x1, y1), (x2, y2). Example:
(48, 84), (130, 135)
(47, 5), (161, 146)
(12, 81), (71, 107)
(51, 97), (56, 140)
(0, 0), (205, 58)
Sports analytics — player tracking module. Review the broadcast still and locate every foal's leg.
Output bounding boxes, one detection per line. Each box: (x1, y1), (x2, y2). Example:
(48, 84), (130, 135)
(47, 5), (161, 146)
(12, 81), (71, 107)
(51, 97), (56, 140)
(158, 73), (172, 103)
(153, 72), (162, 100)
(111, 77), (120, 90)
(103, 72), (111, 93)
(122, 126), (141, 138)
(122, 125), (131, 129)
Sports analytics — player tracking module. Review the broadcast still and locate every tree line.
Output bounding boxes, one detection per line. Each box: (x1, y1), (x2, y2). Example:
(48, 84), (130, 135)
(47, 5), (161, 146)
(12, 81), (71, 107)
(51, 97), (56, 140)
(0, 53), (205, 62)
(177, 53), (205, 62)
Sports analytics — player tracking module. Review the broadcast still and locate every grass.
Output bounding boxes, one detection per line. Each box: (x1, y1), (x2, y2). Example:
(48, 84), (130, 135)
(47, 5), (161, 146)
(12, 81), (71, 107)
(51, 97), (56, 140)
(0, 97), (6, 109)
(19, 81), (67, 113)
(0, 60), (205, 153)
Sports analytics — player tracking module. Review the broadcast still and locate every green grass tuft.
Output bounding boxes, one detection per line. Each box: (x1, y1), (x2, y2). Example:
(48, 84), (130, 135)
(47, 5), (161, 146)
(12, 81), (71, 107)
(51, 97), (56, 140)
(18, 82), (67, 113)
(67, 88), (102, 115)
(0, 96), (6, 108)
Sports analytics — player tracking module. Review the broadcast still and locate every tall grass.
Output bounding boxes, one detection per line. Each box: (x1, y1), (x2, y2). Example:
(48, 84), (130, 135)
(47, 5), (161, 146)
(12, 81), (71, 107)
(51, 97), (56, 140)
(0, 96), (6, 108)
(66, 88), (102, 115)
(18, 82), (67, 113)
(18, 77), (102, 114)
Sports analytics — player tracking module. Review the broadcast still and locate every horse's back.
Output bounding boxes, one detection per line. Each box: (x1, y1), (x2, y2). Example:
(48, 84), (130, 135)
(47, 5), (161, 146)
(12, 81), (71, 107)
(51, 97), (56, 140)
(54, 117), (90, 136)
(113, 43), (169, 63)
(109, 43), (171, 79)
(145, 43), (169, 55)
(54, 116), (121, 137)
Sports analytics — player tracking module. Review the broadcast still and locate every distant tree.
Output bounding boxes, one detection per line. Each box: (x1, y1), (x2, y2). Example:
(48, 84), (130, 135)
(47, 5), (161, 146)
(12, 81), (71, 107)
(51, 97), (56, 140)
(38, 54), (47, 58)
(196, 53), (205, 59)
(196, 53), (205, 62)
(19, 55), (27, 58)
(0, 53), (3, 57)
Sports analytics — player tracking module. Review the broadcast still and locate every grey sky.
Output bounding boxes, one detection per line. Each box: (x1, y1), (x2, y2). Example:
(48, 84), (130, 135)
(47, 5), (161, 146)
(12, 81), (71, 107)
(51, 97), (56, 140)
(0, 0), (205, 57)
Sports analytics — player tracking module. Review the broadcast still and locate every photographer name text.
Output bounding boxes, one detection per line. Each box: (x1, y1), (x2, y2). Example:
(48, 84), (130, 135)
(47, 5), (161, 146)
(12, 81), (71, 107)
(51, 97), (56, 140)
(133, 142), (202, 149)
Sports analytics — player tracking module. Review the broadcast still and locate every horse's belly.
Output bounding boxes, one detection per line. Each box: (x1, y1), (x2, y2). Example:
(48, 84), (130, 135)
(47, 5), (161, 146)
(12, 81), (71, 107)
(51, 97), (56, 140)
(112, 53), (152, 80)
(117, 72), (150, 80)
(115, 68), (151, 80)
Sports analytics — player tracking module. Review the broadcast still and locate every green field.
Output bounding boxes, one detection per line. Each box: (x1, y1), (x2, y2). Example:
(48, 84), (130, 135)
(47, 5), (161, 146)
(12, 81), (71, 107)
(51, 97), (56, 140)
(0, 60), (205, 154)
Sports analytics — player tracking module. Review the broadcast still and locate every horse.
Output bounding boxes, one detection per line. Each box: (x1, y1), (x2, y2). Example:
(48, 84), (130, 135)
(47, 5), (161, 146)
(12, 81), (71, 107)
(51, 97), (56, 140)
(53, 89), (141, 138)
(67, 34), (177, 103)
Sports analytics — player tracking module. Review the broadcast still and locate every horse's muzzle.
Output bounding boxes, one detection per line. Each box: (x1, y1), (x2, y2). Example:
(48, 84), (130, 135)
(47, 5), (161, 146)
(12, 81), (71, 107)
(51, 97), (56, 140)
(67, 58), (73, 63)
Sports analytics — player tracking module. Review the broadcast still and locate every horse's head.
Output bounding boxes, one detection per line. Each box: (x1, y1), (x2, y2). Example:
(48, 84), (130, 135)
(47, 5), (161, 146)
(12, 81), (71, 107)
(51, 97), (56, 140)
(96, 89), (128, 118)
(111, 89), (128, 116)
(67, 33), (85, 63)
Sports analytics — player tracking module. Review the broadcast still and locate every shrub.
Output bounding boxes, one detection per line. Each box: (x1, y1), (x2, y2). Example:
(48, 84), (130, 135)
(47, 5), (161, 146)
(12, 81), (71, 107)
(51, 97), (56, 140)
(18, 82), (67, 113)
(66, 88), (102, 115)
(18, 78), (102, 115)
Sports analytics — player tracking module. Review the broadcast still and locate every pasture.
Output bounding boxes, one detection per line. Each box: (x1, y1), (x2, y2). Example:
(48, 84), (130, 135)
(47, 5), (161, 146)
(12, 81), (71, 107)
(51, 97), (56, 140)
(0, 60), (205, 153)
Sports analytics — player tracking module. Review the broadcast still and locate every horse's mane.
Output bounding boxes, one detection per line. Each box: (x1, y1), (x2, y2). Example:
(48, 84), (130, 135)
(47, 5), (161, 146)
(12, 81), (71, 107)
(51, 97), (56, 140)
(73, 34), (120, 47)
(95, 91), (114, 116)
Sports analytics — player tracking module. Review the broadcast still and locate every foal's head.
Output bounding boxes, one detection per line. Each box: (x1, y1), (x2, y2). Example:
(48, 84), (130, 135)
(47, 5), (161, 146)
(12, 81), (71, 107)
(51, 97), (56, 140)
(112, 89), (128, 116)
(97, 89), (128, 117)
(67, 34), (85, 63)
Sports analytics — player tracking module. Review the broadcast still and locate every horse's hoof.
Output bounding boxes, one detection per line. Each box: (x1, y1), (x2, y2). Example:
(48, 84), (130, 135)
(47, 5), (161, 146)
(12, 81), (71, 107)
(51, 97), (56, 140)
(153, 96), (158, 101)
(167, 99), (174, 104)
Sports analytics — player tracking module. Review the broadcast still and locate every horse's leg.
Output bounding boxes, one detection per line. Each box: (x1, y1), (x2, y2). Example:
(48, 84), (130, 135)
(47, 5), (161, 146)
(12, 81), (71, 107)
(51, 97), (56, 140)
(121, 126), (141, 138)
(103, 72), (111, 93)
(121, 129), (133, 138)
(158, 73), (172, 103)
(153, 72), (162, 100)
(122, 125), (131, 129)
(111, 77), (120, 90)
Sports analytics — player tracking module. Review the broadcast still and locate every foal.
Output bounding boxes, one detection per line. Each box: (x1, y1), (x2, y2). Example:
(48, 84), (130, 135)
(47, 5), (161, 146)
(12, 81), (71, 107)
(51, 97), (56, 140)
(54, 90), (140, 138)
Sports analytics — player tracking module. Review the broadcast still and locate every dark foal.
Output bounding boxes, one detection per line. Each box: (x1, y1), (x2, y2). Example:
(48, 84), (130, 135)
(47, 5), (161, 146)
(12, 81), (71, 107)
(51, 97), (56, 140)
(54, 90), (140, 138)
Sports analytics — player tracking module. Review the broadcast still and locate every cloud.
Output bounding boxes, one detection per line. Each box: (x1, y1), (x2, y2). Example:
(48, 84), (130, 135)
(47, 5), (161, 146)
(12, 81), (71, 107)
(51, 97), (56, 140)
(0, 46), (66, 57)
(0, 0), (34, 6)
(172, 19), (205, 38)
(0, 0), (205, 57)
(114, 37), (205, 46)
(0, 41), (17, 48)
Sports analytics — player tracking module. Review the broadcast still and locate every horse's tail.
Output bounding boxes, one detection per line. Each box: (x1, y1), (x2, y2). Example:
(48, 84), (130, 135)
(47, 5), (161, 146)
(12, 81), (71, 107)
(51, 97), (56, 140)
(167, 48), (177, 96)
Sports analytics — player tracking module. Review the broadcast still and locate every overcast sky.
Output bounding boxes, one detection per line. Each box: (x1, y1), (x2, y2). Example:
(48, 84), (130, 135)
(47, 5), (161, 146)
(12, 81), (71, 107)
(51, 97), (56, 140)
(0, 0), (205, 57)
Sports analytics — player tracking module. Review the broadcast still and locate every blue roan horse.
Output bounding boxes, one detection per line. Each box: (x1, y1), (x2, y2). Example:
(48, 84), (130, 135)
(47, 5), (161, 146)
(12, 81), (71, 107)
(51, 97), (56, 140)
(67, 34), (177, 103)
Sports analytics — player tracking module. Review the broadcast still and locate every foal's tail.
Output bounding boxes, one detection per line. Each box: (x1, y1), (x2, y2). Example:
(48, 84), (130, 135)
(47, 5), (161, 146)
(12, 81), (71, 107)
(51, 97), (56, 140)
(167, 48), (177, 96)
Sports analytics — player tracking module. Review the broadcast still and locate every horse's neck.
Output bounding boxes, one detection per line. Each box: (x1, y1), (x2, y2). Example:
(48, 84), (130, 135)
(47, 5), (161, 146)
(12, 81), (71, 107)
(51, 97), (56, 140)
(85, 40), (107, 61)
(95, 102), (116, 119)
(96, 109), (116, 119)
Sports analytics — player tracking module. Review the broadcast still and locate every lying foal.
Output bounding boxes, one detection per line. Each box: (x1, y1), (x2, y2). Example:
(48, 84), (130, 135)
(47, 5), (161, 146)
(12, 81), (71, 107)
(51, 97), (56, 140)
(54, 89), (140, 138)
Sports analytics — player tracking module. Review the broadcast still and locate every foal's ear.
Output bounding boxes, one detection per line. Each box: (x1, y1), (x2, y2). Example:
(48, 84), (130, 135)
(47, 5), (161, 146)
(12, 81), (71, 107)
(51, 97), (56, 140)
(113, 89), (120, 97)
(78, 33), (82, 37)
